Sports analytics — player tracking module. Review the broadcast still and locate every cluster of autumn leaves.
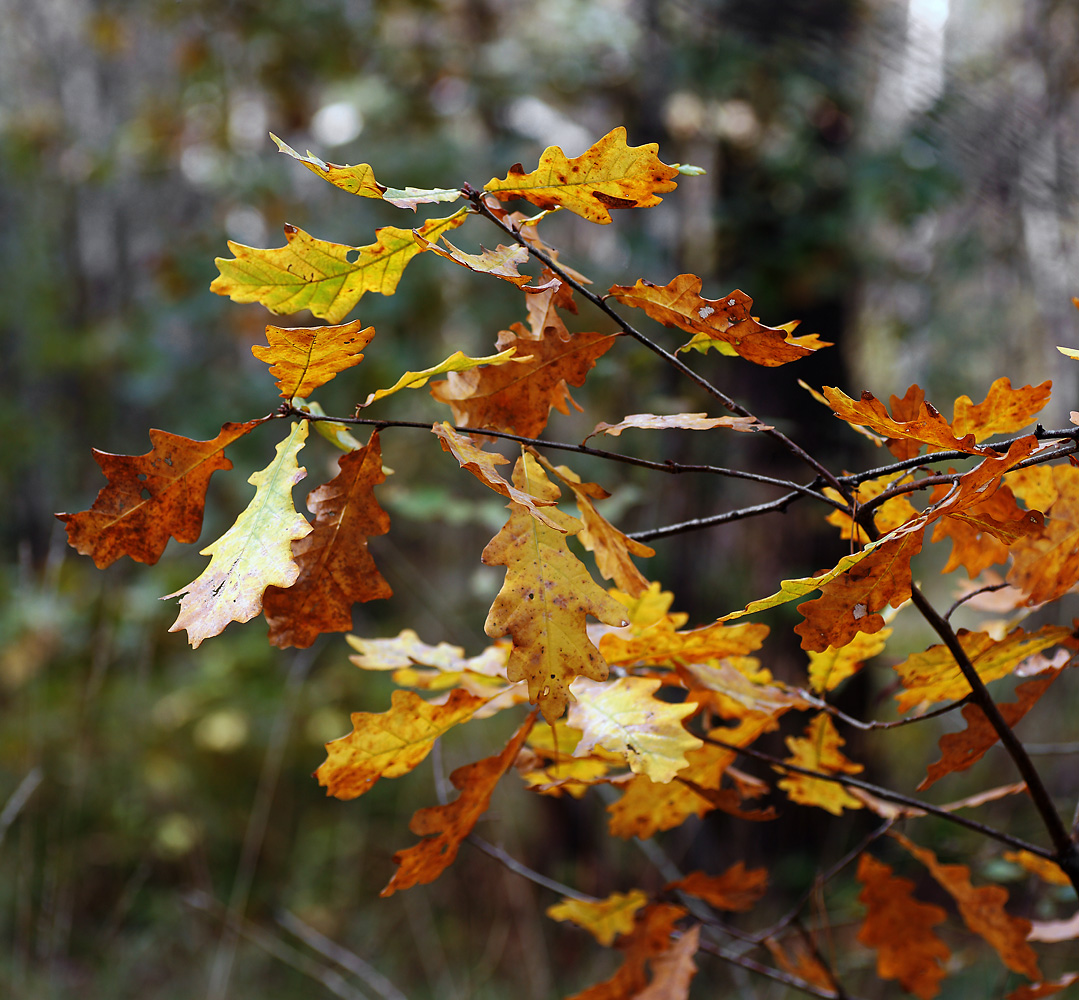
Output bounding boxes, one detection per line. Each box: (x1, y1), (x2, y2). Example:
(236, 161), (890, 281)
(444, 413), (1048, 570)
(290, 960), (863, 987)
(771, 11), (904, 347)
(58, 128), (1079, 998)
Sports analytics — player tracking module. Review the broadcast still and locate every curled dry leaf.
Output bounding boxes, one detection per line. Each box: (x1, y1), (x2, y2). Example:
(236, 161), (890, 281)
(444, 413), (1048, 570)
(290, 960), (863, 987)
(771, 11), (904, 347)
(584, 411), (770, 443)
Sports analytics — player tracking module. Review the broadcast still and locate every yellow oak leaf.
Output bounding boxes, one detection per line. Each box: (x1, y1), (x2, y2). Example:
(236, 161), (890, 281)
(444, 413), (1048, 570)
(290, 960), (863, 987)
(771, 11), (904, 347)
(893, 624), (1071, 713)
(360, 348), (522, 407)
(1002, 850), (1071, 887)
(251, 319), (376, 399)
(547, 890), (649, 946)
(681, 659), (810, 721)
(315, 688), (484, 800)
(484, 126), (679, 224)
(1007, 463), (1079, 605)
(806, 628), (892, 693)
(164, 421), (313, 648)
(777, 713), (864, 816)
(210, 210), (467, 323)
(482, 452), (628, 722)
(568, 676), (702, 783)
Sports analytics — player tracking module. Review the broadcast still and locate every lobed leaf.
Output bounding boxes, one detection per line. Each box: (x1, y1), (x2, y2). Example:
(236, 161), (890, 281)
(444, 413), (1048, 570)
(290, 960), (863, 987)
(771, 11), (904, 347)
(252, 319), (375, 399)
(776, 713), (864, 816)
(547, 890), (649, 947)
(667, 863), (768, 912)
(412, 233), (534, 285)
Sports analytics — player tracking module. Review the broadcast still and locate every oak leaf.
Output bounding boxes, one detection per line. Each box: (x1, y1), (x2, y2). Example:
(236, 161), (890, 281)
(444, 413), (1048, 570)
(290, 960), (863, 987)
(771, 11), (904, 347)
(164, 421), (313, 648)
(918, 668), (1062, 788)
(1008, 464), (1079, 605)
(262, 431), (392, 648)
(381, 709), (536, 896)
(1002, 850), (1071, 887)
(429, 323), (615, 438)
(764, 936), (834, 992)
(667, 863), (768, 912)
(634, 924), (700, 1000)
(777, 713), (864, 815)
(893, 831), (1041, 980)
(856, 853), (950, 999)
(210, 211), (467, 323)
(251, 319), (375, 398)
(315, 688), (484, 800)
(57, 419), (263, 568)
(608, 276), (812, 367)
(680, 659), (810, 721)
(547, 890), (649, 946)
(584, 412), (770, 443)
(482, 453), (628, 722)
(360, 348), (523, 407)
(412, 233), (534, 286)
(806, 628), (892, 693)
(1007, 973), (1079, 1000)
(567, 676), (702, 783)
(484, 127), (679, 224)
(951, 376), (1052, 441)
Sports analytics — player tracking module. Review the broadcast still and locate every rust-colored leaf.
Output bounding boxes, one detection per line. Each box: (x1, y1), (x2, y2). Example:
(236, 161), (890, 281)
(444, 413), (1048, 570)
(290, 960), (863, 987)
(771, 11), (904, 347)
(429, 323), (615, 439)
(918, 668), (1062, 788)
(315, 687), (484, 800)
(667, 862), (768, 912)
(1008, 973), (1079, 1000)
(481, 453), (629, 722)
(381, 709), (536, 896)
(893, 831), (1042, 981)
(609, 275), (812, 367)
(1008, 463), (1079, 605)
(57, 420), (263, 568)
(777, 713), (864, 816)
(484, 127), (679, 224)
(764, 936), (835, 993)
(263, 431), (392, 649)
(634, 924), (700, 1000)
(251, 319), (375, 398)
(856, 853), (950, 999)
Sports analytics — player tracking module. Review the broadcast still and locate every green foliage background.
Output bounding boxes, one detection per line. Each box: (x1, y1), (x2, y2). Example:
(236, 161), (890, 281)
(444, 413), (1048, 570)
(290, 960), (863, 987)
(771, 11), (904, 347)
(1, 0), (1077, 996)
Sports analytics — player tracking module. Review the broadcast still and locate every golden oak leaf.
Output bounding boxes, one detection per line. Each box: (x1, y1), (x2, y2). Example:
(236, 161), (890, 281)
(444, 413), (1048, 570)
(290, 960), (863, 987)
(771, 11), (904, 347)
(538, 458), (654, 597)
(412, 233), (533, 286)
(567, 676), (702, 782)
(164, 422), (313, 648)
(667, 863), (768, 912)
(894, 625), (1070, 713)
(210, 211), (467, 324)
(484, 127), (679, 224)
(894, 831), (1041, 980)
(429, 323), (616, 438)
(607, 718), (776, 839)
(262, 431), (392, 648)
(951, 377), (1052, 441)
(381, 709), (536, 896)
(517, 719), (623, 796)
(547, 890), (649, 947)
(482, 453), (628, 722)
(1008, 464), (1079, 605)
(609, 581), (685, 633)
(823, 385), (986, 457)
(251, 319), (375, 399)
(1002, 850), (1071, 887)
(777, 713), (864, 815)
(680, 659), (810, 721)
(432, 422), (563, 531)
(601, 610), (769, 670)
(823, 473), (920, 544)
(856, 853), (950, 1000)
(608, 276), (811, 367)
(566, 903), (688, 1000)
(1008, 973), (1079, 1000)
(360, 348), (522, 407)
(806, 628), (892, 693)
(271, 133), (463, 210)
(634, 924), (700, 1000)
(57, 419), (263, 568)
(584, 412), (770, 443)
(315, 688), (483, 800)
(918, 669), (1062, 789)
(346, 628), (508, 679)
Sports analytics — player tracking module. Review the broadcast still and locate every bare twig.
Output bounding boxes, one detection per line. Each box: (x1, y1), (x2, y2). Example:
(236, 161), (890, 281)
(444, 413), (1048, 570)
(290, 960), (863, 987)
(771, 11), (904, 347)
(467, 835), (599, 902)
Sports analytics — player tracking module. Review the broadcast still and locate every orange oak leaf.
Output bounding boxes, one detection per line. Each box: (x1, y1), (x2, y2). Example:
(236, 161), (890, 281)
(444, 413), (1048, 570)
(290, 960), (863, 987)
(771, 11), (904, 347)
(429, 323), (616, 439)
(634, 924), (700, 1000)
(315, 687), (484, 800)
(1007, 973), (1079, 1000)
(251, 319), (376, 399)
(484, 126), (679, 224)
(764, 936), (835, 993)
(412, 232), (533, 286)
(951, 377), (1052, 441)
(918, 668), (1062, 789)
(584, 411), (770, 443)
(210, 211), (467, 324)
(894, 624), (1070, 713)
(777, 713), (864, 815)
(856, 853), (950, 999)
(57, 419), (264, 568)
(164, 421), (313, 648)
(667, 862), (768, 912)
(432, 422), (562, 531)
(262, 431), (392, 649)
(482, 453), (629, 722)
(547, 890), (649, 946)
(893, 831), (1041, 980)
(566, 903), (688, 1000)
(538, 457), (655, 597)
(1008, 463), (1079, 605)
(608, 276), (811, 367)
(381, 709), (536, 896)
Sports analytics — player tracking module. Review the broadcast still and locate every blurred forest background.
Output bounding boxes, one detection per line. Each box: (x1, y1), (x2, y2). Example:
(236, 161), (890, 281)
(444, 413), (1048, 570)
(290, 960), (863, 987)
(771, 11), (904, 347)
(2, 0), (1078, 997)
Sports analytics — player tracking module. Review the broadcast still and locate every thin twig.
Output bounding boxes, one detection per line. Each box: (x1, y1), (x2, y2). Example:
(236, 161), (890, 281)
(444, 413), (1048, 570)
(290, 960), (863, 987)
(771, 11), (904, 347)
(801, 690), (972, 731)
(467, 835), (600, 902)
(943, 583), (1009, 622)
(0, 767), (42, 849)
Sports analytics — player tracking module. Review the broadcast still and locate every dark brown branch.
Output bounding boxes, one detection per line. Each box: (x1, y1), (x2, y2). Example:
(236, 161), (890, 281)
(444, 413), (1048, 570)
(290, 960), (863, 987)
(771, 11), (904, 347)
(943, 583), (1009, 622)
